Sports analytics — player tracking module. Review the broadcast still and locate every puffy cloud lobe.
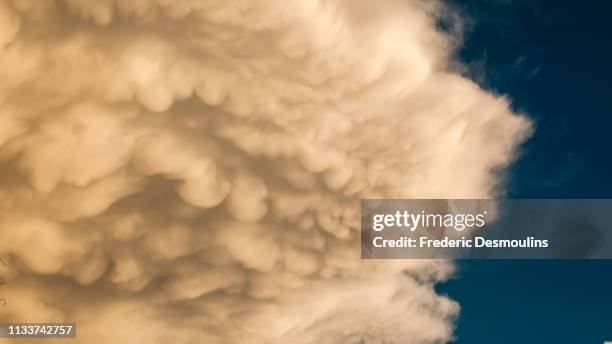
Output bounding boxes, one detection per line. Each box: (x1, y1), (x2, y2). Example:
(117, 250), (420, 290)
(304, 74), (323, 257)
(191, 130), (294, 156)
(0, 0), (530, 343)
(0, 0), (19, 49)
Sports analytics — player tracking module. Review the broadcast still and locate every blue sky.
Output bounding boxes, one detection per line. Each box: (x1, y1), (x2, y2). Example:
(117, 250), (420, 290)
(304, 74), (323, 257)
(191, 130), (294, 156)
(438, 0), (612, 342)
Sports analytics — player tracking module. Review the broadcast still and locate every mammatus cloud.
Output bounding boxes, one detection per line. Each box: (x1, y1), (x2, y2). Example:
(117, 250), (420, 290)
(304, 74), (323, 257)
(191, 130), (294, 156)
(0, 0), (530, 343)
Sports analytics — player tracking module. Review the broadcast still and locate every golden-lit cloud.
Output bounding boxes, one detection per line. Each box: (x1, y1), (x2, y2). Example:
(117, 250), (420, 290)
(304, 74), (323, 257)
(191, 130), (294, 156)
(0, 0), (530, 343)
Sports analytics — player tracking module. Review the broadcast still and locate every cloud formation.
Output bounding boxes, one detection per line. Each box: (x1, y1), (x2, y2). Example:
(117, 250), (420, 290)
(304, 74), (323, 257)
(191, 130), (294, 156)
(0, 0), (530, 343)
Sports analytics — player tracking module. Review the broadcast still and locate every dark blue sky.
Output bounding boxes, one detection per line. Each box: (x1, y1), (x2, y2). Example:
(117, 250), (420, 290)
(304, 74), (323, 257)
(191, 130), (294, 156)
(438, 1), (612, 343)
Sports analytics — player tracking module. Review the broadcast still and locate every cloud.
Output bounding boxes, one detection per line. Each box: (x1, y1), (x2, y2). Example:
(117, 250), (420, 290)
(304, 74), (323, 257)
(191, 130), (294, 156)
(0, 0), (530, 343)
